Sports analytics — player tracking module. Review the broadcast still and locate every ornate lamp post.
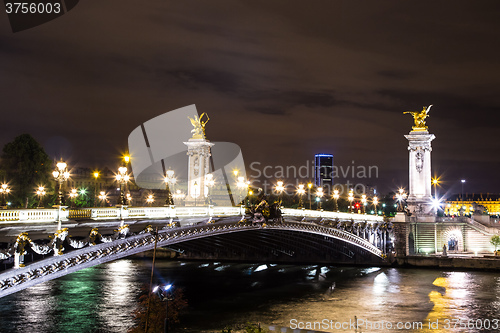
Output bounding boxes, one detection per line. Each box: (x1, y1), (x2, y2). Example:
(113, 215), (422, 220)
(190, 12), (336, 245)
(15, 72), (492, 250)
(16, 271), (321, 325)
(69, 188), (78, 207)
(307, 182), (313, 209)
(361, 194), (367, 214)
(52, 161), (70, 205)
(461, 179), (466, 201)
(275, 181), (285, 205)
(297, 184), (305, 209)
(236, 176), (247, 205)
(146, 194), (155, 206)
(36, 186), (46, 208)
(93, 171), (100, 207)
(332, 189), (339, 212)
(205, 173), (215, 205)
(98, 191), (107, 207)
(396, 188), (407, 212)
(431, 178), (439, 200)
(373, 196), (379, 215)
(316, 187), (324, 210)
(115, 166), (130, 205)
(0, 183), (11, 207)
(348, 189), (354, 213)
(164, 169), (176, 206)
(173, 190), (185, 204)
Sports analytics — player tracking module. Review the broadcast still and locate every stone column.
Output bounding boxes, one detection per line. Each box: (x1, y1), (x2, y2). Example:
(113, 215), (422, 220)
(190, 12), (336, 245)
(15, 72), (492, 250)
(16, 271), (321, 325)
(184, 138), (214, 206)
(404, 130), (435, 216)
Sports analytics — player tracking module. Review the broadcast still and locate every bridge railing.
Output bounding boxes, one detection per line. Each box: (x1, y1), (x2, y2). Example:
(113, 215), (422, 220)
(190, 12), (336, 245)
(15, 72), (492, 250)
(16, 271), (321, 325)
(0, 208), (67, 224)
(0, 205), (247, 223)
(0, 206), (379, 223)
(281, 208), (384, 222)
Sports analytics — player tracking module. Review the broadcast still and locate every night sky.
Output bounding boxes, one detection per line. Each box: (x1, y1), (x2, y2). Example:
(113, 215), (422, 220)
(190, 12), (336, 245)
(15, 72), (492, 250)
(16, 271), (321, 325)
(1, 1), (500, 195)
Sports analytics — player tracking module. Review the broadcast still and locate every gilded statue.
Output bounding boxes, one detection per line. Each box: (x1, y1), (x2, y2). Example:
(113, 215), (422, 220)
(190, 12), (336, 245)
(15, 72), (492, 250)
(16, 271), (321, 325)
(188, 113), (210, 139)
(403, 105), (432, 131)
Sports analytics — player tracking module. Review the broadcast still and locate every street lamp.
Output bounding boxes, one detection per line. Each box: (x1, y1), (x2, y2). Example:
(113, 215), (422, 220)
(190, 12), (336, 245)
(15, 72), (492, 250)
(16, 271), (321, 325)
(98, 191), (107, 207)
(93, 171), (100, 207)
(373, 196), (379, 215)
(164, 169), (176, 206)
(431, 178), (439, 200)
(396, 188), (407, 212)
(332, 189), (339, 212)
(361, 194), (367, 214)
(153, 284), (173, 333)
(307, 182), (313, 209)
(316, 187), (324, 210)
(69, 188), (78, 207)
(461, 179), (466, 201)
(205, 173), (215, 205)
(115, 166), (130, 205)
(348, 189), (354, 213)
(0, 184), (11, 207)
(275, 181), (285, 205)
(236, 176), (248, 205)
(297, 184), (305, 209)
(52, 161), (70, 206)
(36, 186), (46, 208)
(173, 190), (185, 203)
(146, 194), (155, 206)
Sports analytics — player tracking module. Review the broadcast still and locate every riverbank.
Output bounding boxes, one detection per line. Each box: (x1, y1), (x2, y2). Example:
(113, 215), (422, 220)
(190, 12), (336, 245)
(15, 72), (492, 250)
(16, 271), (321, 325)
(395, 254), (500, 270)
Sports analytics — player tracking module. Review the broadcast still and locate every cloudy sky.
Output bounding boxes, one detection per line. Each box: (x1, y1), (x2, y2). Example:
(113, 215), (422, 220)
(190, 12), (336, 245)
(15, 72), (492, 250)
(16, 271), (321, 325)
(1, 1), (500, 194)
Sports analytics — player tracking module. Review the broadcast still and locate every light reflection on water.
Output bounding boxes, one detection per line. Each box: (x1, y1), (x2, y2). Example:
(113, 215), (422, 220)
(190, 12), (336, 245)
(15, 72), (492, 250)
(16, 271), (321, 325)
(0, 261), (499, 333)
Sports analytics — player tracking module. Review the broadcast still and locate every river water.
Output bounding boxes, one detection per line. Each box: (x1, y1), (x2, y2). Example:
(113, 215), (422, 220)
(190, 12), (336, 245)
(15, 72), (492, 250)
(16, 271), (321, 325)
(0, 259), (499, 333)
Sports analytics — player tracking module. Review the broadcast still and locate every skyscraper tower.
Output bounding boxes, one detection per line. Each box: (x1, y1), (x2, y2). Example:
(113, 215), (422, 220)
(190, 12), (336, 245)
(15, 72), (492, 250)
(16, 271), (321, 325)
(314, 154), (334, 190)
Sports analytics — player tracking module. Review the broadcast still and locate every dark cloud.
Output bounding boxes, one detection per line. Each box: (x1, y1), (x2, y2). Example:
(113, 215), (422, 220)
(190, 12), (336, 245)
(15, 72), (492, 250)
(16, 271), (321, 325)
(1, 0), (500, 193)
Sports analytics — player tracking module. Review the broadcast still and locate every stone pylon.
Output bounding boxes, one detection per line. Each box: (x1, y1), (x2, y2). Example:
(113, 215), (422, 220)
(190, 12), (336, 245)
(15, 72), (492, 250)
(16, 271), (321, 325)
(184, 138), (214, 206)
(404, 130), (435, 216)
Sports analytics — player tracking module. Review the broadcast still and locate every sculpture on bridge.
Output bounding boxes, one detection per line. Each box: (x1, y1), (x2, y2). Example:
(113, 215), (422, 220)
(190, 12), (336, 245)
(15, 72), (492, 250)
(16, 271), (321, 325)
(249, 199), (283, 225)
(403, 105), (432, 131)
(188, 113), (210, 139)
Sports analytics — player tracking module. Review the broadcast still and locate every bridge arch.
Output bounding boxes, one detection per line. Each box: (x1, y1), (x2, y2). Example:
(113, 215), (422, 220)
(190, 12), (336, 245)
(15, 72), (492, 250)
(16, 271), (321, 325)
(0, 220), (385, 298)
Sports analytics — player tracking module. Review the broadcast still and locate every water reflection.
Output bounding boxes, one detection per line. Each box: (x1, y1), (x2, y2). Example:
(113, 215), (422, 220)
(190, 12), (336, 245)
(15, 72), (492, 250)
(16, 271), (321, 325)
(0, 262), (499, 333)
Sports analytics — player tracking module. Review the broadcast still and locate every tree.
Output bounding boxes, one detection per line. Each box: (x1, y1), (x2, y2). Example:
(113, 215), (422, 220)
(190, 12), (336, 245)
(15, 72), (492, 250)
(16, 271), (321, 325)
(128, 284), (188, 333)
(1, 134), (53, 208)
(490, 235), (500, 253)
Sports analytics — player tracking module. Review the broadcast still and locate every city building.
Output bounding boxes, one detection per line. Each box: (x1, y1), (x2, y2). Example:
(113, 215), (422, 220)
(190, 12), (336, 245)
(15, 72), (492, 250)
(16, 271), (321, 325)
(444, 194), (500, 216)
(314, 154), (333, 190)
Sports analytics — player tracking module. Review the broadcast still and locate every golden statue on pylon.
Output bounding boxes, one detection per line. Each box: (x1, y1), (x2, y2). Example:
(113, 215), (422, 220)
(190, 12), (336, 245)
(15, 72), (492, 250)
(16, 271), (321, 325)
(188, 113), (210, 139)
(404, 105), (432, 131)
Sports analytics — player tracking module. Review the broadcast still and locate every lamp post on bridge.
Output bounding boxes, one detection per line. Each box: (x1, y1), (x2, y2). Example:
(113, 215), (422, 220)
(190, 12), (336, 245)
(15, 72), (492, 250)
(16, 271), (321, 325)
(36, 186), (46, 208)
(93, 171), (100, 207)
(373, 196), (379, 215)
(316, 187), (323, 210)
(361, 194), (367, 214)
(115, 166), (130, 205)
(297, 184), (305, 209)
(164, 168), (176, 206)
(348, 189), (354, 213)
(98, 191), (107, 207)
(275, 181), (285, 206)
(0, 183), (11, 208)
(307, 182), (313, 209)
(52, 161), (70, 206)
(332, 189), (339, 212)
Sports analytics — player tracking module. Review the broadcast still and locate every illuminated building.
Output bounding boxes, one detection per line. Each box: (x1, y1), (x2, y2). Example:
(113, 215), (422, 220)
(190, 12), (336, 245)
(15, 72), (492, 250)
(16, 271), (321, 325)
(444, 194), (500, 216)
(314, 154), (333, 190)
